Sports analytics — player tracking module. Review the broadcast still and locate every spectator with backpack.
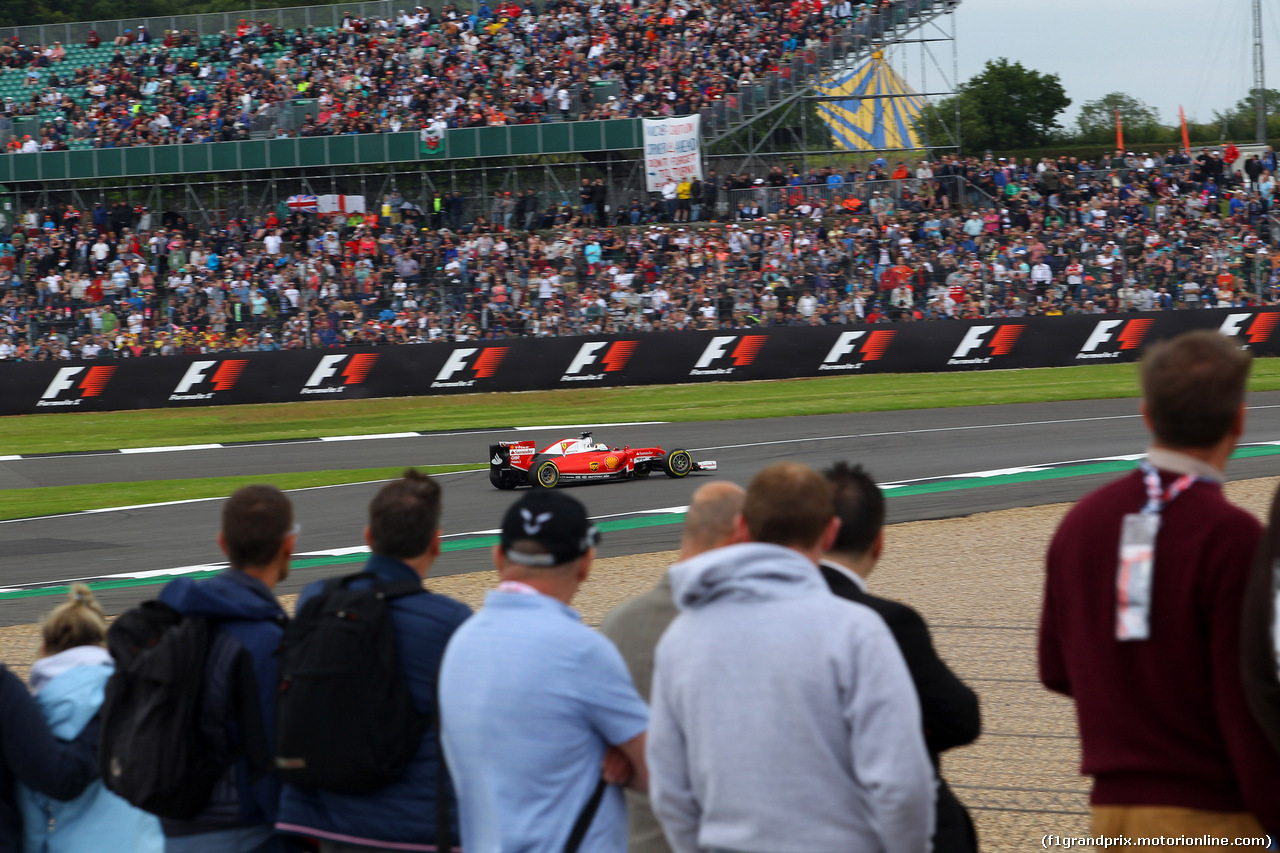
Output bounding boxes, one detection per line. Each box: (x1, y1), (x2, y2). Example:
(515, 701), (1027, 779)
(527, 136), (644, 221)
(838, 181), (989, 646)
(275, 470), (471, 852)
(439, 491), (650, 853)
(104, 485), (294, 853)
(18, 585), (163, 853)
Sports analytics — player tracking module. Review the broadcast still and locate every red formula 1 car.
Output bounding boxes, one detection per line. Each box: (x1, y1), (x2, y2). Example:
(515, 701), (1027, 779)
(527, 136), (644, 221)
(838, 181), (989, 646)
(488, 432), (717, 490)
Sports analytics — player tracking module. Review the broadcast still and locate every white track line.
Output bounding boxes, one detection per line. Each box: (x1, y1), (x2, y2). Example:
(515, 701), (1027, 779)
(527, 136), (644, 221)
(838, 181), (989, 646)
(3, 505), (697, 589)
(13, 437), (1280, 590)
(0, 469), (483, 525)
(688, 404), (1280, 453)
(12, 404), (1280, 461)
(512, 421), (667, 431)
(9, 406), (1280, 526)
(318, 432), (421, 442)
(689, 414), (1143, 452)
(3, 422), (673, 461)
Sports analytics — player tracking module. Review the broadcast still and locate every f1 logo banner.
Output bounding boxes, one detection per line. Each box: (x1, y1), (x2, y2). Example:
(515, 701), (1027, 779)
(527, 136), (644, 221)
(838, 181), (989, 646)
(302, 353), (379, 394)
(948, 325), (1024, 365)
(1219, 312), (1280, 347)
(561, 340), (640, 382)
(431, 347), (508, 388)
(2, 309), (1278, 416)
(171, 360), (249, 401)
(1075, 319), (1154, 360)
(690, 335), (768, 376)
(820, 331), (896, 371)
(36, 365), (116, 407)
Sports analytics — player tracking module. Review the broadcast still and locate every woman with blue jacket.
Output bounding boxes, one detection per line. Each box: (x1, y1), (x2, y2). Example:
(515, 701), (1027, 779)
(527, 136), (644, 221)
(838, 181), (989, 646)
(18, 585), (163, 853)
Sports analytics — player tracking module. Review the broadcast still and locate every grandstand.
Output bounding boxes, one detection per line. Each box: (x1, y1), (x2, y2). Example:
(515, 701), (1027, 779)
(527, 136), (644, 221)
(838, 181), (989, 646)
(0, 0), (961, 219)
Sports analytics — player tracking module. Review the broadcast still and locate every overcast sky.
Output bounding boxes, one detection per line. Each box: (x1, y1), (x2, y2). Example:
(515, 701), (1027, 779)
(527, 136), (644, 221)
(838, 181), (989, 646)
(933, 0), (1280, 128)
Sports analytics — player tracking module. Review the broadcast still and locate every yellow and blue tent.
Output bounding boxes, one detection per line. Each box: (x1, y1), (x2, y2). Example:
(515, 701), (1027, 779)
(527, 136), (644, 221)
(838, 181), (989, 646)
(815, 50), (924, 151)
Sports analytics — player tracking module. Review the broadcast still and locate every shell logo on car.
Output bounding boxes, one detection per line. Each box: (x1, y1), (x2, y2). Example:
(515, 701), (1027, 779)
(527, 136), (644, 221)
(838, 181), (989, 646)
(605, 456), (619, 470)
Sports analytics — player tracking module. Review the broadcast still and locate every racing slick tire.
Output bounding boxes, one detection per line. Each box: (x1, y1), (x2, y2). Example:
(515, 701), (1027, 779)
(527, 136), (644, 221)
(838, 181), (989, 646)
(662, 449), (693, 479)
(632, 465), (651, 479)
(489, 469), (518, 490)
(531, 457), (561, 489)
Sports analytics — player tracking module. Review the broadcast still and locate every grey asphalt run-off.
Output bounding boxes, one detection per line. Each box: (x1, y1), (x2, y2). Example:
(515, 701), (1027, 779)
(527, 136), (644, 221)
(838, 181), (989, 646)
(5, 393), (1280, 626)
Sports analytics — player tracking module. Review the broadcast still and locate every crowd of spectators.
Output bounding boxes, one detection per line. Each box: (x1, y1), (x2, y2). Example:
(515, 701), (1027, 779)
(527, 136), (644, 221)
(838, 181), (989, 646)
(0, 0), (913, 152)
(0, 143), (1277, 359)
(6, 338), (1280, 851)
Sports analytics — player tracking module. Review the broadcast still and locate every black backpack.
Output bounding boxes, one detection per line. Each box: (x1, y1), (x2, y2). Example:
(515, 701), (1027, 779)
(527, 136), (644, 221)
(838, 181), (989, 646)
(274, 572), (428, 793)
(99, 600), (264, 821)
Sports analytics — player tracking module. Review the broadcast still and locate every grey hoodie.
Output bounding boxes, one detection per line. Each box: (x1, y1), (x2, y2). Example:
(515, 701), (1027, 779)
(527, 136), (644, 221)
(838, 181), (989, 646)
(647, 542), (935, 853)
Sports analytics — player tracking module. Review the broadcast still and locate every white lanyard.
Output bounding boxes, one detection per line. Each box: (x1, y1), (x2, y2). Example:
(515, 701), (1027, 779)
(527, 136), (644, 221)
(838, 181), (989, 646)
(1140, 460), (1198, 516)
(1116, 462), (1202, 641)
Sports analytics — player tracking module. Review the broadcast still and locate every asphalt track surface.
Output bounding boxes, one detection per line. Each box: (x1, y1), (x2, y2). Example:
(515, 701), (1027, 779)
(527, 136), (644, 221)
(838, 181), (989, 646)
(6, 393), (1280, 625)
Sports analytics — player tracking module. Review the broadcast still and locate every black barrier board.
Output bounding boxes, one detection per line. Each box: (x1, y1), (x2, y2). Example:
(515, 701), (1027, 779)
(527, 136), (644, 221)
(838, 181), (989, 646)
(3, 309), (1278, 417)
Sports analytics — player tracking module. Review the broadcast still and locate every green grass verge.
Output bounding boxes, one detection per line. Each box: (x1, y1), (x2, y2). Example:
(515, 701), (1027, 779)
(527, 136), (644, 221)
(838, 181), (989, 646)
(0, 464), (483, 521)
(6, 359), (1280, 457)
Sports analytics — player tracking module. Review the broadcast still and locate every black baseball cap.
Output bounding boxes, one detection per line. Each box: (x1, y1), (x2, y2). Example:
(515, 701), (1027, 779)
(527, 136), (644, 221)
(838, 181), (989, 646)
(500, 492), (599, 567)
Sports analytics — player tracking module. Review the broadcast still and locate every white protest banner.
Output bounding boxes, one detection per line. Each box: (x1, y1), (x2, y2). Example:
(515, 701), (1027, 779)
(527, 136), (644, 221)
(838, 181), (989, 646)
(643, 115), (703, 192)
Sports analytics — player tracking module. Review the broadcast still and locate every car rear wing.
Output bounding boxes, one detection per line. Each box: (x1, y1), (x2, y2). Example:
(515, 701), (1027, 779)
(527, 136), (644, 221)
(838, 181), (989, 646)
(490, 441), (537, 473)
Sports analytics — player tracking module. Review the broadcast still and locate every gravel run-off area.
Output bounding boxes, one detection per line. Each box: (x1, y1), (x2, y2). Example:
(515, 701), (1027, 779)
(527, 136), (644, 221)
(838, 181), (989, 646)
(5, 476), (1279, 851)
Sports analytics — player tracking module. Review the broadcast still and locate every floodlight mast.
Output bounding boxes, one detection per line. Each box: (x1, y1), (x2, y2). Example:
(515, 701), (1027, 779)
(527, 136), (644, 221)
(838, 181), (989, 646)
(1254, 0), (1267, 143)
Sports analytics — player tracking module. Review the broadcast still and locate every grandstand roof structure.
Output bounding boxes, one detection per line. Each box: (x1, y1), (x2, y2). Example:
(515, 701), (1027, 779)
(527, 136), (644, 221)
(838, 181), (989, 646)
(815, 50), (926, 152)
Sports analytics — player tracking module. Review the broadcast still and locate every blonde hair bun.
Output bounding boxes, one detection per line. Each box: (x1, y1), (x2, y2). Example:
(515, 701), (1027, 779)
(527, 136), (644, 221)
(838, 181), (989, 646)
(42, 583), (108, 656)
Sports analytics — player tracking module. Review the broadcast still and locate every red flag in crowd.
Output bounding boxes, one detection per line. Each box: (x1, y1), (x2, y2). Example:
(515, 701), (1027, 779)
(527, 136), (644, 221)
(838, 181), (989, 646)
(1115, 107), (1124, 153)
(1179, 106), (1190, 153)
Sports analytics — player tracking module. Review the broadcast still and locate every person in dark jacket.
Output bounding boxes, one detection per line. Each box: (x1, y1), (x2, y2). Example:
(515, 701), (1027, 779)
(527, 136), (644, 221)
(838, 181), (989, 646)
(276, 470), (470, 852)
(159, 485), (293, 853)
(591, 179), (608, 226)
(446, 192), (465, 232)
(820, 461), (982, 853)
(1241, 483), (1280, 756)
(0, 664), (99, 853)
(518, 188), (539, 232)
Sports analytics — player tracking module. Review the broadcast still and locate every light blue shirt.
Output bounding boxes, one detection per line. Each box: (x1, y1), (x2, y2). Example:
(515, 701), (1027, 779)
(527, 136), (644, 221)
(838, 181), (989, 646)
(439, 590), (649, 853)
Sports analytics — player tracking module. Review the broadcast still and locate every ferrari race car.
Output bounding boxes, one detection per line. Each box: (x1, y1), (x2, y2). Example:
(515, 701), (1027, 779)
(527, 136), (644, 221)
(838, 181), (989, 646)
(489, 432), (717, 490)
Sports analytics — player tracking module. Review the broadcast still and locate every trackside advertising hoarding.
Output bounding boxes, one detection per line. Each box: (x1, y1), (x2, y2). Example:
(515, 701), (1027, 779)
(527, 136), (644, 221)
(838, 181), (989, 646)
(3, 309), (1278, 416)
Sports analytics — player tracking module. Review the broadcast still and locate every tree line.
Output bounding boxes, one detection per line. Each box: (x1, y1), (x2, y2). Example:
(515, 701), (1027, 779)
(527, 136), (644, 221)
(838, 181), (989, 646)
(915, 58), (1280, 154)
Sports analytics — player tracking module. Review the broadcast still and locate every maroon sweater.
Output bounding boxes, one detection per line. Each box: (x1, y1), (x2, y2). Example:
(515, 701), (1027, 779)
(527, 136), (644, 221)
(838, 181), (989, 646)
(1039, 468), (1280, 827)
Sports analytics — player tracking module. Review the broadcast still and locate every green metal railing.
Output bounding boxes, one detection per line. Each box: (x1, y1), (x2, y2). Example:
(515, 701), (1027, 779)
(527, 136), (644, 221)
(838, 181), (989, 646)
(0, 120), (645, 184)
